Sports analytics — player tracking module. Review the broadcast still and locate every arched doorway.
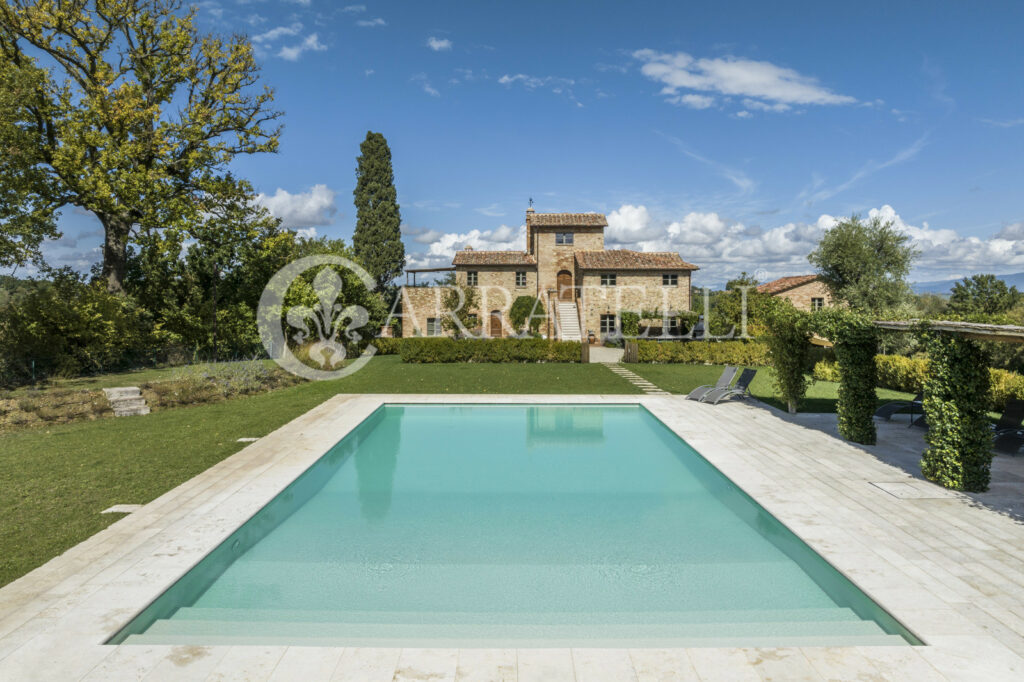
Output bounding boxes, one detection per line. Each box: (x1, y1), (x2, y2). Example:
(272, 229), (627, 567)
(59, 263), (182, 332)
(489, 310), (503, 338)
(557, 270), (574, 301)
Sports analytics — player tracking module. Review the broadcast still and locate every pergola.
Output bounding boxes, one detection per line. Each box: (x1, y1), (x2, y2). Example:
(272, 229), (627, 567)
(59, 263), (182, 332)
(824, 318), (1024, 493)
(403, 266), (454, 286)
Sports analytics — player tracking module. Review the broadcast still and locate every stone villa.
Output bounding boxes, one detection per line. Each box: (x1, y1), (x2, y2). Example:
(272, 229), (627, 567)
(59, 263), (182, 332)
(400, 207), (699, 340)
(755, 274), (833, 312)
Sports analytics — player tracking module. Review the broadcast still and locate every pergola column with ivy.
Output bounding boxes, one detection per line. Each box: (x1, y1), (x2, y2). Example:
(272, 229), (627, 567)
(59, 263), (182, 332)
(919, 329), (993, 492)
(812, 309), (879, 445)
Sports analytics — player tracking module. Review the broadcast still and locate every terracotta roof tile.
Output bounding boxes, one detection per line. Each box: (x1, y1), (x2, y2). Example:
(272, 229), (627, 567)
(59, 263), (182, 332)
(756, 274), (821, 295)
(574, 250), (699, 271)
(529, 212), (608, 227)
(452, 250), (537, 266)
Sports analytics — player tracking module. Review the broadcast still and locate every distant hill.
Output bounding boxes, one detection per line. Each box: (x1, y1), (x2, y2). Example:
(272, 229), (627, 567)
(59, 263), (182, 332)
(911, 272), (1024, 295)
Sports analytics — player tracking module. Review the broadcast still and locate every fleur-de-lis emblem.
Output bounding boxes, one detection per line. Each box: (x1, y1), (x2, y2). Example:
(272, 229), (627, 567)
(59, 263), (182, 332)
(285, 267), (369, 369)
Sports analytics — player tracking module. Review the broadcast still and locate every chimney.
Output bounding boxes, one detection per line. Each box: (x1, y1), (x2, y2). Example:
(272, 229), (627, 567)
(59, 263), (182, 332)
(525, 205), (535, 255)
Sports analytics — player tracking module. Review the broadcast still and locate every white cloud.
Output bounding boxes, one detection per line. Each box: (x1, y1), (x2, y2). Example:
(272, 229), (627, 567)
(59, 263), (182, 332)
(246, 14), (267, 26)
(427, 36), (452, 51)
(742, 98), (790, 112)
(735, 110), (752, 119)
(253, 22), (302, 43)
(256, 185), (337, 229)
(672, 93), (715, 109)
(633, 49), (855, 113)
(278, 33), (326, 61)
(411, 73), (439, 97)
(838, 205), (1024, 280)
(407, 203), (1024, 286)
(295, 227), (317, 239)
(475, 204), (504, 217)
(404, 224), (526, 269)
(658, 132), (755, 193)
(285, 0), (311, 6)
(498, 73), (581, 106)
(356, 17), (386, 27)
(342, 4), (366, 13)
(981, 117), (1024, 128)
(804, 133), (929, 204)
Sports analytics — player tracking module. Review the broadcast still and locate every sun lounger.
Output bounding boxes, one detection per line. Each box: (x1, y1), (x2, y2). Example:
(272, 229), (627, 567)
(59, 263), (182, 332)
(994, 430), (1024, 455)
(993, 399), (1024, 435)
(874, 393), (923, 421)
(703, 368), (757, 405)
(686, 365), (737, 401)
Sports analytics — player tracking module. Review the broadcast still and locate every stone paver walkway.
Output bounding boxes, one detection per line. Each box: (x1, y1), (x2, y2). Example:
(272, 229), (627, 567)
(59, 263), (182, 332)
(603, 363), (670, 395)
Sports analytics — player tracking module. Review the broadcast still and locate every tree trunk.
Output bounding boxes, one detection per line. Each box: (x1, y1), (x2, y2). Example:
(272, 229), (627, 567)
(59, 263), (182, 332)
(788, 399), (797, 414)
(97, 212), (131, 294)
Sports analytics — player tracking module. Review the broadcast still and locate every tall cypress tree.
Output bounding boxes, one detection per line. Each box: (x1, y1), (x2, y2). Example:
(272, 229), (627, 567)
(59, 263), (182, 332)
(353, 132), (405, 290)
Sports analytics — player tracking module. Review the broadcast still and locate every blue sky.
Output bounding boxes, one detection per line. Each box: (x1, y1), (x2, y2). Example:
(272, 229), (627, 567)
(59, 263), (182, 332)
(44, 0), (1024, 287)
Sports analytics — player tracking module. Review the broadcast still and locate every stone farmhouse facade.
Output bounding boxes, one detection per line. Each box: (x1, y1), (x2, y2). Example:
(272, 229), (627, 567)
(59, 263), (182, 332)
(756, 274), (832, 311)
(399, 208), (699, 340)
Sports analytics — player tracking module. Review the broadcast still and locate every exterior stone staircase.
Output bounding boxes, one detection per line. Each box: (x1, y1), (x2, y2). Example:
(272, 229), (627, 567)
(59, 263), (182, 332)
(556, 301), (582, 341)
(103, 387), (150, 417)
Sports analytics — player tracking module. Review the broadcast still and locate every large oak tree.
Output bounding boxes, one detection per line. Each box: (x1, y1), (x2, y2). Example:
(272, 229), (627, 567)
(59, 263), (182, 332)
(0, 0), (281, 292)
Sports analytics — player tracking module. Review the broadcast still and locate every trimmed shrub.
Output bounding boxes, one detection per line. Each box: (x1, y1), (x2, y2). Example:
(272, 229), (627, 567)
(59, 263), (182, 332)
(818, 354), (1024, 412)
(812, 360), (841, 383)
(634, 340), (770, 366)
(371, 337), (403, 355)
(920, 332), (993, 492)
(875, 354), (929, 393)
(399, 338), (580, 363)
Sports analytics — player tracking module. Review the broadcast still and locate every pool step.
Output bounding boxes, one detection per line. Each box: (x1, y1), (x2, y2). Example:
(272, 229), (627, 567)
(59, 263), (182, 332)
(171, 606), (867, 625)
(191, 560), (842, 613)
(123, 628), (908, 649)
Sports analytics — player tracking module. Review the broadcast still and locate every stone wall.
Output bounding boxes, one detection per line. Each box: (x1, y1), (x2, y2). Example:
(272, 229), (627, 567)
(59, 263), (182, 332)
(398, 286), (448, 337)
(400, 271), (545, 337)
(533, 227), (604, 296)
(577, 271), (692, 338)
(773, 279), (832, 311)
(454, 266), (540, 337)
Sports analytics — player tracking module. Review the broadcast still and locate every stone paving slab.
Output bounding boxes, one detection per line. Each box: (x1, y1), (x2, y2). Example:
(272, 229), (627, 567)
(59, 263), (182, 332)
(1, 394), (1023, 679)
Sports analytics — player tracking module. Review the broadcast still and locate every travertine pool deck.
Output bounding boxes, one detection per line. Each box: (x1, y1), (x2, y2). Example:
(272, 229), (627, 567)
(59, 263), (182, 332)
(2, 394), (1024, 680)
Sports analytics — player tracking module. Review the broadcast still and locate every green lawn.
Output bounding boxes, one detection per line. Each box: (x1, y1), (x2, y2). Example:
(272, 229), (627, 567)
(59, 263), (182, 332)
(625, 363), (917, 413)
(0, 356), (638, 587)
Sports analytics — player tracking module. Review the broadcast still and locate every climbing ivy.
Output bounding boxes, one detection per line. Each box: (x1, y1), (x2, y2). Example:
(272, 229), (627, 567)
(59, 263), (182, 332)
(763, 302), (812, 413)
(919, 329), (993, 492)
(620, 311), (640, 338)
(812, 308), (879, 444)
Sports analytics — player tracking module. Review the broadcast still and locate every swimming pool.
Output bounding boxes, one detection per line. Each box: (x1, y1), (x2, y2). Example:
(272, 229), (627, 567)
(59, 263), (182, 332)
(111, 404), (919, 647)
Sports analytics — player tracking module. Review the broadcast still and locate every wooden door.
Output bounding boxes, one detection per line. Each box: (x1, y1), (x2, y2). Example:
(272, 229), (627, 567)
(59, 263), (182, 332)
(489, 310), (502, 338)
(557, 271), (573, 301)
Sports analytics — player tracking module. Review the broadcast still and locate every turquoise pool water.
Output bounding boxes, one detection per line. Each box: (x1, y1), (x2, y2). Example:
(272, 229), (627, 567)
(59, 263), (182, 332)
(112, 404), (919, 647)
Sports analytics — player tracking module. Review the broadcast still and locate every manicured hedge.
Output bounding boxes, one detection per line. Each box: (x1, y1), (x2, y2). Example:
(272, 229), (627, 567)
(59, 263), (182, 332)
(635, 340), (770, 366)
(399, 337), (580, 363)
(814, 353), (1024, 412)
(370, 337), (403, 355)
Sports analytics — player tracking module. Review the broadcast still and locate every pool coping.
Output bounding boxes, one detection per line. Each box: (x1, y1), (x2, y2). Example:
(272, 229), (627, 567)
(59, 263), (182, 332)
(0, 394), (1022, 680)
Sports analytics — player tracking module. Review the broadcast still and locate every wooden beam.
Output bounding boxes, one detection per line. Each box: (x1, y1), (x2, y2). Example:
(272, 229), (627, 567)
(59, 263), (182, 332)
(873, 319), (1024, 344)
